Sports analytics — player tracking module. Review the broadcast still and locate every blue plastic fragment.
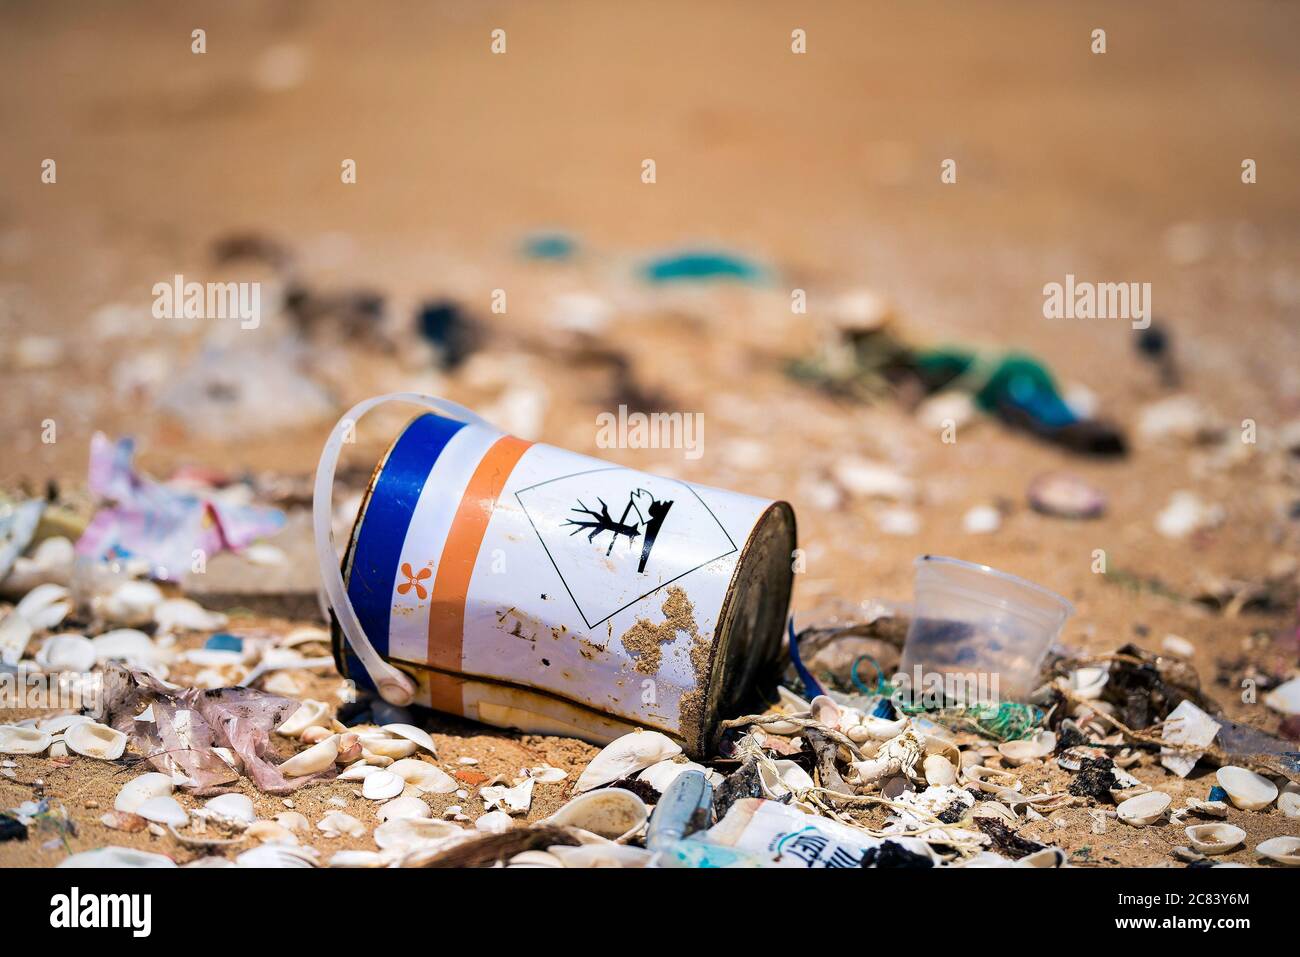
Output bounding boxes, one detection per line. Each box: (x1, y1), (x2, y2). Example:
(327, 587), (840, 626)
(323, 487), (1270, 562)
(788, 617), (824, 699)
(205, 632), (243, 652)
(641, 250), (767, 285)
(520, 232), (577, 261)
(1208, 785), (1228, 802)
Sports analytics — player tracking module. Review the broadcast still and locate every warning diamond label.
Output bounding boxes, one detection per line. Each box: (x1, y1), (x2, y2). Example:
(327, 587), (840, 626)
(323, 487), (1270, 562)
(514, 467), (737, 628)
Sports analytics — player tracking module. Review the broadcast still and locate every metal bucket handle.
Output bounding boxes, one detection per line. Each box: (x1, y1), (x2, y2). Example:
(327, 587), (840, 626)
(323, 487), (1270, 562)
(313, 392), (493, 705)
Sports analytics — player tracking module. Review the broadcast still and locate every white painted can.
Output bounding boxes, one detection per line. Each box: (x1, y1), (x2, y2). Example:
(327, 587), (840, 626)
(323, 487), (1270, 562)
(324, 397), (796, 754)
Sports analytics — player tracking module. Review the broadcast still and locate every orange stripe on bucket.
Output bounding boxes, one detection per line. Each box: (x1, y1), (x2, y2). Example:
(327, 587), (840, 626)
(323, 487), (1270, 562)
(426, 435), (532, 672)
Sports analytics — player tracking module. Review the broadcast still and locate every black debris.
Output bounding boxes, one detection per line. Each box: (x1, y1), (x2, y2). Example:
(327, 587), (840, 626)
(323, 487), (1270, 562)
(860, 840), (934, 868)
(1068, 756), (1118, 801)
(975, 818), (1047, 859)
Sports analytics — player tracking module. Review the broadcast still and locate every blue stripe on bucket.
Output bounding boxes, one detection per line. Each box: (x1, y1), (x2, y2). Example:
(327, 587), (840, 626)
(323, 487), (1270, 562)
(344, 413), (466, 684)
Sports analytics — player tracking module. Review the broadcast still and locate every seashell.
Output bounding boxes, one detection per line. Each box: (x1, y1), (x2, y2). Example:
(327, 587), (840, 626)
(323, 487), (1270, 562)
(328, 850), (388, 868)
(962, 764), (1022, 794)
(1056, 745), (1105, 772)
(1279, 791), (1300, 820)
(235, 844), (318, 868)
(1028, 473), (1106, 519)
(281, 626), (330, 648)
(959, 751), (984, 770)
(545, 788), (649, 841)
(388, 758), (458, 794)
(1216, 766), (1278, 811)
(360, 751), (395, 767)
(115, 772), (174, 813)
(1155, 491), (1223, 539)
(1117, 790), (1171, 827)
(1173, 845), (1205, 864)
(136, 796), (189, 826)
(575, 730), (682, 792)
(373, 817), (463, 851)
(337, 762), (380, 781)
(1108, 768), (1150, 803)
(761, 719), (803, 735)
(49, 740), (69, 758)
(962, 504), (1001, 535)
(381, 723), (437, 756)
(809, 695), (841, 727)
(279, 734), (338, 777)
(856, 715), (909, 741)
(262, 671), (311, 698)
(58, 846), (176, 868)
(923, 754), (957, 787)
(316, 811), (367, 838)
(508, 850), (564, 868)
(92, 629), (162, 670)
(277, 699), (330, 737)
(527, 765), (568, 784)
(759, 759), (816, 798)
(357, 734), (419, 760)
(275, 811), (310, 832)
(1184, 823), (1245, 855)
(336, 733), (362, 764)
(35, 713), (92, 734)
(203, 793), (256, 825)
(0, 610), (33, 666)
(845, 725), (872, 744)
(299, 726), (334, 745)
(212, 746), (243, 773)
(1065, 667), (1108, 699)
(378, 796), (431, 822)
(0, 725), (53, 755)
(101, 580), (164, 626)
(1159, 700), (1221, 778)
(246, 821), (298, 845)
(475, 810), (513, 834)
(998, 731), (1056, 767)
(638, 759), (709, 794)
(64, 721), (127, 760)
(1161, 634), (1196, 658)
(482, 778), (535, 815)
(16, 583), (73, 630)
(1263, 677), (1300, 716)
(1183, 798), (1229, 819)
(1018, 847), (1067, 868)
(1255, 836), (1300, 866)
(35, 634), (95, 673)
(548, 843), (654, 868)
(100, 810), (148, 832)
(152, 598), (228, 633)
(362, 770), (405, 800)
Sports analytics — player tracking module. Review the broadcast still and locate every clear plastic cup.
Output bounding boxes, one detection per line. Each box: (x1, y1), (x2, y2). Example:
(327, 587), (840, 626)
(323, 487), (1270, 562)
(898, 555), (1073, 703)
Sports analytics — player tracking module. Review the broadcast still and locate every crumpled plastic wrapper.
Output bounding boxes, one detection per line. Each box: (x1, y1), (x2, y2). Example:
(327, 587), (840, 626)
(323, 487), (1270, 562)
(99, 664), (337, 794)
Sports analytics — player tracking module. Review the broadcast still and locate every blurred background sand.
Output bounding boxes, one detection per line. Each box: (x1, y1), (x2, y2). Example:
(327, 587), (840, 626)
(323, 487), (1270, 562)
(1, 0), (1298, 690)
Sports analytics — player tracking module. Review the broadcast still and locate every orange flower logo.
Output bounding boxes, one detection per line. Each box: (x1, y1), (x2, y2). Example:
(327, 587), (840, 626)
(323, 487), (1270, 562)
(397, 562), (432, 600)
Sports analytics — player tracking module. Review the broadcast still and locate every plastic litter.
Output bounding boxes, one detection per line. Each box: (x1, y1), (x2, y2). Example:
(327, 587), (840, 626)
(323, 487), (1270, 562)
(640, 249), (768, 285)
(76, 433), (284, 581)
(899, 555), (1072, 701)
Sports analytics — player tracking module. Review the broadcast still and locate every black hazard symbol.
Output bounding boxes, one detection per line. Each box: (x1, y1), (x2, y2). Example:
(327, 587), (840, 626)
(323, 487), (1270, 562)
(513, 467), (737, 630)
(562, 489), (673, 573)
